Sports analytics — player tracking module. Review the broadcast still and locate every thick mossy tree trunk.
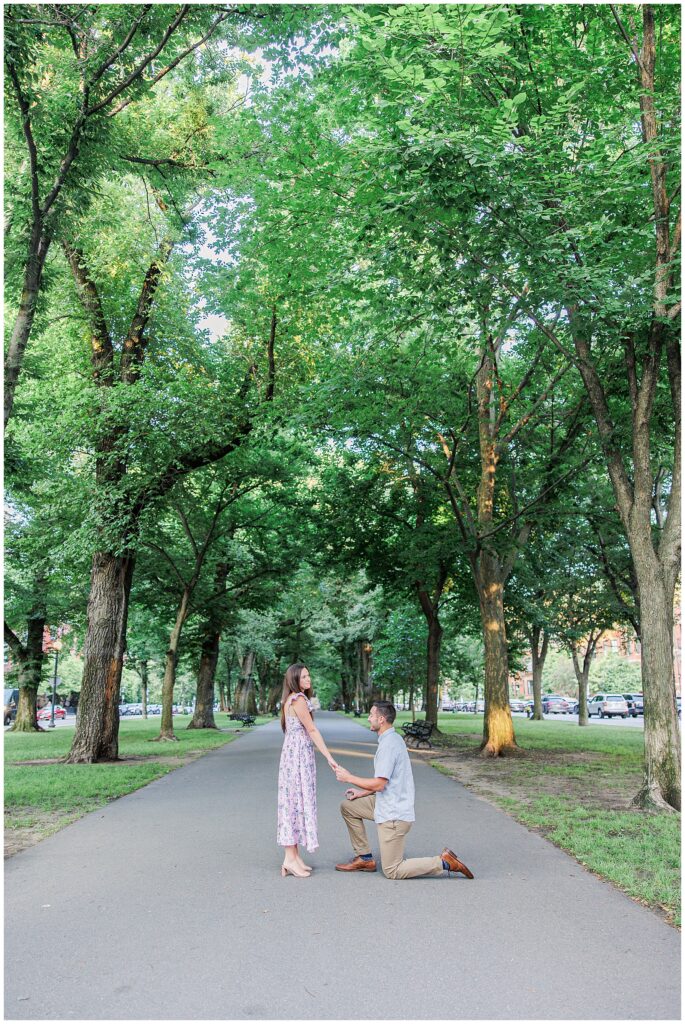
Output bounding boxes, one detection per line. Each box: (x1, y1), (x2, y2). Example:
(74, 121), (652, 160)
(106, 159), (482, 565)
(477, 554), (517, 756)
(528, 625), (548, 721)
(65, 552), (134, 761)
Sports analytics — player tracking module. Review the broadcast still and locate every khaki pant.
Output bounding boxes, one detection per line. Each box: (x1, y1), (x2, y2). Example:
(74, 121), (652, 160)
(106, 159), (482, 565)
(340, 794), (444, 879)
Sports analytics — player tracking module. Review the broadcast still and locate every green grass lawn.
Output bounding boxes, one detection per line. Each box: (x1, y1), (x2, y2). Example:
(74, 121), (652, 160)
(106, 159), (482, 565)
(343, 710), (681, 927)
(4, 714), (271, 852)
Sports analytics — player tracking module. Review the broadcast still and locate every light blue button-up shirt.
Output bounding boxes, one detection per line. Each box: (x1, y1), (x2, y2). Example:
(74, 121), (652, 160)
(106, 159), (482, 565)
(373, 727), (415, 823)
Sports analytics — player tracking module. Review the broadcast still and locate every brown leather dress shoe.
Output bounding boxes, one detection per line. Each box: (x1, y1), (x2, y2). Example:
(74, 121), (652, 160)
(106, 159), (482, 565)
(335, 855), (377, 872)
(441, 847), (474, 878)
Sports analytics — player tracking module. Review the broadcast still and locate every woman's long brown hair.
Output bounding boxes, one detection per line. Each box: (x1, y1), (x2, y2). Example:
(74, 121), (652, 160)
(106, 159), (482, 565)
(280, 663), (313, 732)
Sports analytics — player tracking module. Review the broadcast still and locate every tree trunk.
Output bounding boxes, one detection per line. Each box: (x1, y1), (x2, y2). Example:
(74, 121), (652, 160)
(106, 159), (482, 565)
(234, 651), (257, 714)
(630, 549), (680, 810)
(357, 640), (374, 710)
(528, 625), (548, 721)
(478, 555), (517, 756)
(339, 644), (354, 710)
(571, 644), (592, 727)
(155, 588), (190, 742)
(140, 660), (149, 719)
(4, 227), (50, 427)
(222, 649), (235, 710)
(266, 681), (281, 713)
(64, 552), (134, 762)
(421, 607), (442, 728)
(188, 628), (219, 730)
(188, 561), (228, 730)
(8, 602), (46, 732)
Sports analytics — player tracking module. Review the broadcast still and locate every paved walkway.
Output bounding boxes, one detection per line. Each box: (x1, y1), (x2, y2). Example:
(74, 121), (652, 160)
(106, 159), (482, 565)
(5, 713), (680, 1020)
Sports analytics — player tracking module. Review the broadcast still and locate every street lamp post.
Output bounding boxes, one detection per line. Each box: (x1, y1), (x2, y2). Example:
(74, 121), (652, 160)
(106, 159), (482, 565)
(49, 640), (63, 729)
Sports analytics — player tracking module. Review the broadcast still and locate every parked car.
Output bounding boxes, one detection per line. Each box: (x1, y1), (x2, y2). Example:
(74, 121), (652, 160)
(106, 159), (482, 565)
(622, 693), (644, 717)
(676, 697), (681, 718)
(572, 701), (580, 714)
(509, 698), (526, 713)
(587, 693), (629, 718)
(4, 688), (19, 725)
(37, 705), (66, 721)
(542, 695), (571, 714)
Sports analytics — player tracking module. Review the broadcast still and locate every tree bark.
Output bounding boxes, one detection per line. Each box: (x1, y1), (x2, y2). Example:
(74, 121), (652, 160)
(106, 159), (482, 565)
(570, 640), (596, 728)
(357, 640), (375, 710)
(4, 227), (50, 427)
(630, 548), (680, 810)
(477, 554), (518, 755)
(234, 650), (257, 714)
(155, 587), (191, 742)
(188, 631), (220, 730)
(64, 552), (134, 761)
(415, 591), (442, 728)
(188, 560), (228, 730)
(140, 660), (149, 718)
(528, 625), (548, 721)
(5, 605), (46, 732)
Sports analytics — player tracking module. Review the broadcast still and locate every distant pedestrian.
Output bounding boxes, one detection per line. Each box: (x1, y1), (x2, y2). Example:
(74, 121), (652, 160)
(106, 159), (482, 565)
(277, 664), (339, 878)
(334, 701), (474, 880)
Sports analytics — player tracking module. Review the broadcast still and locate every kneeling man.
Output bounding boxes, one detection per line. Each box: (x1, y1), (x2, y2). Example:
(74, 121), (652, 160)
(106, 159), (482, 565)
(334, 701), (473, 880)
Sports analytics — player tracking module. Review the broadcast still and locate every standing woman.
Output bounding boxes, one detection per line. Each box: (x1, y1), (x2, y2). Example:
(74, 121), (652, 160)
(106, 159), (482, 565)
(277, 663), (338, 877)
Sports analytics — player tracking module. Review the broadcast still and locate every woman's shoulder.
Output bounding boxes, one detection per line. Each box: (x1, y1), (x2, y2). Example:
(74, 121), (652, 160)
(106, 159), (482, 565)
(287, 693), (311, 707)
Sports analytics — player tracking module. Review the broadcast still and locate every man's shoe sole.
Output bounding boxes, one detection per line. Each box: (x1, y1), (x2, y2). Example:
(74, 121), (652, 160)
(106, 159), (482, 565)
(335, 861), (377, 872)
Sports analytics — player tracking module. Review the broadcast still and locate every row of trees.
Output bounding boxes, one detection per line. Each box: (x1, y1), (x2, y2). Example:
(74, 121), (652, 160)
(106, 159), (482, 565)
(4, 5), (680, 810)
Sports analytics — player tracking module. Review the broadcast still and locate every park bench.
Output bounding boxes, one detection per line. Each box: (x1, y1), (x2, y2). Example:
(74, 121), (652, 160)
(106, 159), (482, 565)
(228, 713), (256, 727)
(401, 721), (434, 749)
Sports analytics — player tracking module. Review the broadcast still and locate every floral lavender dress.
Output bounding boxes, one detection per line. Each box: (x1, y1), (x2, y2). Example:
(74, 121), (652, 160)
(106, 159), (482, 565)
(277, 693), (318, 852)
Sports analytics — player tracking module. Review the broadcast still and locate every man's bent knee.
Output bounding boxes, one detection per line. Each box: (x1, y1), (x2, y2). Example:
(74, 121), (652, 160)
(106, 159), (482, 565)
(340, 799), (354, 817)
(382, 862), (402, 880)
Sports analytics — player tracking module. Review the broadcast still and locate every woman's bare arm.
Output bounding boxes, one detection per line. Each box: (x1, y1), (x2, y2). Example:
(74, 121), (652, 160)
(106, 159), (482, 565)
(292, 699), (339, 768)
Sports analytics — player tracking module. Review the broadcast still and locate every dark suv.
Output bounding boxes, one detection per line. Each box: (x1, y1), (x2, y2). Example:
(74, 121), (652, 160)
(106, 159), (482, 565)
(622, 693), (644, 717)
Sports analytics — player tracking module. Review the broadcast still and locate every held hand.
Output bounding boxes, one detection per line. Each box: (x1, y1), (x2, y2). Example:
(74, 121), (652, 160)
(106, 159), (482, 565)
(327, 758), (340, 771)
(334, 765), (353, 783)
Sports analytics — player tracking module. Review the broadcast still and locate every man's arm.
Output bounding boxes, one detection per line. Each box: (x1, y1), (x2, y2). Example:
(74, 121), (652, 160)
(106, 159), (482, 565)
(335, 765), (388, 792)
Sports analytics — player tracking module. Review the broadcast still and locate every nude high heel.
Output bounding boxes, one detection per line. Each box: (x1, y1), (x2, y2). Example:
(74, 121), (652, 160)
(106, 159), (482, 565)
(281, 862), (310, 878)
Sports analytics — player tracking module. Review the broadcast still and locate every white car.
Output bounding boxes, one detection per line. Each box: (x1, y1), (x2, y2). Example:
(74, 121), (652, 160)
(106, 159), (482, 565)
(587, 693), (629, 719)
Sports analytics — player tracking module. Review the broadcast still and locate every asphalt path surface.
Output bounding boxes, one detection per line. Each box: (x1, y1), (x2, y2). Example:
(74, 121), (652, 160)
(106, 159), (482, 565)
(5, 713), (680, 1020)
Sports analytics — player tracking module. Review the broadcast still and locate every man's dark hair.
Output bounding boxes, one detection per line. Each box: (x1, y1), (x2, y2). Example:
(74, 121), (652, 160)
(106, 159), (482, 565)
(373, 701), (396, 724)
